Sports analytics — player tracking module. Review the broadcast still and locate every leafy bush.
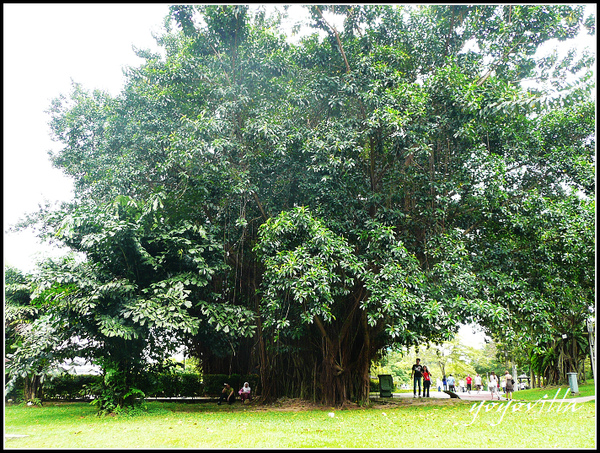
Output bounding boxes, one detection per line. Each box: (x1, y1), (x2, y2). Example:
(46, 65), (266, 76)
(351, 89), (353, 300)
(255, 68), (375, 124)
(5, 376), (24, 402)
(35, 373), (260, 400)
(180, 373), (203, 397)
(370, 379), (380, 392)
(202, 374), (233, 396)
(43, 374), (101, 400)
(148, 373), (204, 397)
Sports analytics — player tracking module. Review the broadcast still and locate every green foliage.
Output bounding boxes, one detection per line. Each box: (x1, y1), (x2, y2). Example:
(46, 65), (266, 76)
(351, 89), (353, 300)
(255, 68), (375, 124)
(43, 374), (101, 400)
(5, 377), (24, 402)
(468, 342), (506, 377)
(20, 398), (43, 407)
(8, 194), (255, 412)
(86, 359), (147, 415)
(473, 190), (595, 383)
(371, 357), (410, 386)
(4, 267), (36, 358)
(4, 266), (46, 401)
(375, 340), (481, 385)
(136, 371), (204, 398)
(4, 312), (79, 401)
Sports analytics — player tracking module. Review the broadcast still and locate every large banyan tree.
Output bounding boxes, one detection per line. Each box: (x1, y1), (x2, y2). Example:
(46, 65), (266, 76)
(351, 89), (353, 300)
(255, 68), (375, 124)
(18, 5), (594, 407)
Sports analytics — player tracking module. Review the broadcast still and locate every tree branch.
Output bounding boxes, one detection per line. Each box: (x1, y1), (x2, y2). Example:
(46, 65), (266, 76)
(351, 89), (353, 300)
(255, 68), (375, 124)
(252, 190), (269, 221)
(314, 6), (351, 74)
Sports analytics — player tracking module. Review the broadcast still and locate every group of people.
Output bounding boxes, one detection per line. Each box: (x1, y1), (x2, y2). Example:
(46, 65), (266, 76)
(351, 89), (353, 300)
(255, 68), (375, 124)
(438, 374), (473, 393)
(410, 358), (515, 400)
(218, 382), (252, 405)
(410, 358), (434, 397)
(486, 370), (515, 400)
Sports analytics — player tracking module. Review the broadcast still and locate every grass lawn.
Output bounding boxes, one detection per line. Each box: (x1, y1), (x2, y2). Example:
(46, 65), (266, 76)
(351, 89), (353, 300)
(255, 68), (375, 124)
(4, 389), (596, 449)
(513, 379), (596, 401)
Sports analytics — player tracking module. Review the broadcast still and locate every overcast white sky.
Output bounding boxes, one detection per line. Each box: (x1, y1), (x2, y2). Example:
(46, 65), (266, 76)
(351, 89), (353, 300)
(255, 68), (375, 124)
(2, 4), (595, 348)
(4, 3), (171, 271)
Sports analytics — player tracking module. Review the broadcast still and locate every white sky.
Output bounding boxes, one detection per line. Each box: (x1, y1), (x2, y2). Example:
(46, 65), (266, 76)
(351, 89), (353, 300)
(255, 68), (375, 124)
(4, 3), (169, 272)
(2, 4), (594, 349)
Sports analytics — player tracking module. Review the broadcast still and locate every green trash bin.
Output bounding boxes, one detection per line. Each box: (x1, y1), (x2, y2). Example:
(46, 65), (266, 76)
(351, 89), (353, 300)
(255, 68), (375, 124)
(378, 374), (394, 398)
(567, 372), (579, 395)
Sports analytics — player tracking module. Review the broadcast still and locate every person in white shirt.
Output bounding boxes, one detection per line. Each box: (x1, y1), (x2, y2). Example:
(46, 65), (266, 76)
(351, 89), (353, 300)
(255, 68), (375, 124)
(474, 374), (482, 394)
(488, 372), (499, 400)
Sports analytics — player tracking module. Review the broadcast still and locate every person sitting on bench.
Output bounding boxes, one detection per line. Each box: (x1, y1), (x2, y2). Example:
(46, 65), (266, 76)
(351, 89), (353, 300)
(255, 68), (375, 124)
(218, 383), (235, 405)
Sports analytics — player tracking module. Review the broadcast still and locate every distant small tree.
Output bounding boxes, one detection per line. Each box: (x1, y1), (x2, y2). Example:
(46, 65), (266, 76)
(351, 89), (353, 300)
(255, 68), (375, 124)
(374, 339), (480, 387)
(371, 350), (411, 385)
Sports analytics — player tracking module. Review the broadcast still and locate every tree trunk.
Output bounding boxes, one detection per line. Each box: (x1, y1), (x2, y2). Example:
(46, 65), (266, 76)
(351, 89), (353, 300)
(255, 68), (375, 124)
(354, 314), (372, 404)
(354, 342), (372, 404)
(23, 374), (43, 401)
(320, 346), (341, 406)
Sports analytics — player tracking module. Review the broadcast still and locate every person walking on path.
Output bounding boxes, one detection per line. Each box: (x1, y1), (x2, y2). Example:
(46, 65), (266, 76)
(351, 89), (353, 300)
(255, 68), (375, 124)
(436, 378), (442, 392)
(466, 375), (472, 394)
(488, 372), (499, 400)
(474, 374), (482, 394)
(442, 375), (447, 391)
(411, 358), (424, 397)
(422, 366), (432, 397)
(504, 371), (514, 400)
(447, 374), (456, 392)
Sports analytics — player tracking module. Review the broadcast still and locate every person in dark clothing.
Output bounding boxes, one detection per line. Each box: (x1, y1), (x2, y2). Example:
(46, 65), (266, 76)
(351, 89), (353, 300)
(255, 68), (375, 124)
(411, 358), (424, 397)
(218, 383), (235, 405)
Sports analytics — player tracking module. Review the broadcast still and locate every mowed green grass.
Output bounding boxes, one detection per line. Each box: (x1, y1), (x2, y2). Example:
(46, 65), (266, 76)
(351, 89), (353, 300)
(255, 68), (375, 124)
(5, 395), (596, 449)
(513, 379), (596, 401)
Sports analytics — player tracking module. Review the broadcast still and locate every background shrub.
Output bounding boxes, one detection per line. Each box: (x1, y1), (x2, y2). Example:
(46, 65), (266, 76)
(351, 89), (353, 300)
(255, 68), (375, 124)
(43, 374), (101, 400)
(5, 376), (24, 402)
(370, 379), (380, 392)
(26, 372), (261, 400)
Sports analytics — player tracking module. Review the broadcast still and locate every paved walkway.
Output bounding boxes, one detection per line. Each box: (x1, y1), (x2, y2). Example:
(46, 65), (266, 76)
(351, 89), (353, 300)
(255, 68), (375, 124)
(383, 390), (595, 403)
